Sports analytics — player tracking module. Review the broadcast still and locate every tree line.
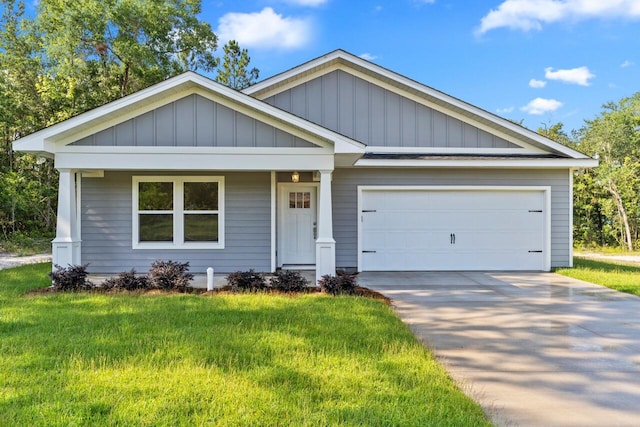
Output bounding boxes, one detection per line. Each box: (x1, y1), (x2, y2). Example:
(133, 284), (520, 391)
(0, 0), (257, 244)
(2, 0), (639, 252)
(537, 94), (640, 251)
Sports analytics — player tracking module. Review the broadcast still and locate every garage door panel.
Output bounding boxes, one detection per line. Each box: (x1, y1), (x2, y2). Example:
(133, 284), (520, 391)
(360, 189), (546, 271)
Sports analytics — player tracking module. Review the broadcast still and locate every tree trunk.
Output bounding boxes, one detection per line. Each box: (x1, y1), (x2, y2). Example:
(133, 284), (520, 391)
(607, 183), (633, 251)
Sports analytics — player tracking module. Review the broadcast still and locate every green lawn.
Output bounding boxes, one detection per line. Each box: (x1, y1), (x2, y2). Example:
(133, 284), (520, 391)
(0, 263), (490, 426)
(556, 257), (640, 296)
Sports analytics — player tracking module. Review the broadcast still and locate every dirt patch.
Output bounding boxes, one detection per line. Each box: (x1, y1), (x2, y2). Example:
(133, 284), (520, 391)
(0, 253), (51, 270)
(577, 253), (640, 266)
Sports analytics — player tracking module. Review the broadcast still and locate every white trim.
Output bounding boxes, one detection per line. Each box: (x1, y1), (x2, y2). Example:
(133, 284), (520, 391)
(354, 158), (599, 169)
(76, 172), (82, 246)
(13, 71), (365, 156)
(132, 176), (225, 250)
(55, 152), (335, 171)
(366, 147), (543, 155)
(247, 50), (591, 160)
(569, 170), (574, 268)
(58, 146), (331, 155)
(270, 171), (277, 273)
(81, 170), (104, 178)
(276, 182), (320, 268)
(357, 185), (552, 272)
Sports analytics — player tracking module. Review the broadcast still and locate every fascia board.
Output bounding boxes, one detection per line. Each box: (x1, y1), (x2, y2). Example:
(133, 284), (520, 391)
(244, 50), (344, 96)
(246, 50), (590, 160)
(13, 73), (200, 153)
(14, 70), (364, 155)
(366, 147), (544, 155)
(354, 158), (599, 169)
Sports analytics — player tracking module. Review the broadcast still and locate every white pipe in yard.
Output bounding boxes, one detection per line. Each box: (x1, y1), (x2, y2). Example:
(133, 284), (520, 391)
(207, 267), (214, 291)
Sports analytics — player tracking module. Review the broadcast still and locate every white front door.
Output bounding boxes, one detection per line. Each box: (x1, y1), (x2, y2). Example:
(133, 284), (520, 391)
(279, 185), (317, 266)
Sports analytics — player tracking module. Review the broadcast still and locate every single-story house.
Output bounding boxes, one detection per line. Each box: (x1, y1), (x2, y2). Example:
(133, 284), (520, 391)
(13, 50), (597, 281)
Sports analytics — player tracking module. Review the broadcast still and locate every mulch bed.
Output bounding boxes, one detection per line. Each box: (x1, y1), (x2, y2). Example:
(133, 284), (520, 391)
(26, 285), (391, 304)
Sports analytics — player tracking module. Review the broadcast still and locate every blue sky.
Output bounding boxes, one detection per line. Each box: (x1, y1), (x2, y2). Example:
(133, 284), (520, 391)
(202, 0), (640, 135)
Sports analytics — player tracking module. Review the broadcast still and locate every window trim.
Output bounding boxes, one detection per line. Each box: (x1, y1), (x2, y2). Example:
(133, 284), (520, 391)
(132, 176), (225, 250)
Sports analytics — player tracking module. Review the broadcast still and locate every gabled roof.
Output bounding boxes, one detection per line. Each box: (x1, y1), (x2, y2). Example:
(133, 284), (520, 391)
(245, 49), (592, 161)
(13, 71), (365, 156)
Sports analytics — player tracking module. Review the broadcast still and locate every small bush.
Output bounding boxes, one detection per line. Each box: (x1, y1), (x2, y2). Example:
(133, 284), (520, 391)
(226, 269), (267, 292)
(49, 264), (93, 291)
(148, 260), (194, 292)
(318, 273), (357, 295)
(102, 269), (150, 291)
(270, 270), (310, 292)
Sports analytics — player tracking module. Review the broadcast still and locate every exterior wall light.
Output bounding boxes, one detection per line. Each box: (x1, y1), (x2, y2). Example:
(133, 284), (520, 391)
(291, 171), (300, 183)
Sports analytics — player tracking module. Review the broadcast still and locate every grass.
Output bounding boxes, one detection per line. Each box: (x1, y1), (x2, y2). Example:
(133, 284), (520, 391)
(556, 257), (640, 296)
(0, 263), (490, 426)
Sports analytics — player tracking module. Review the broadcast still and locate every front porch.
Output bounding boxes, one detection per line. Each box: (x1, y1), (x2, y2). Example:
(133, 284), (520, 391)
(53, 169), (337, 283)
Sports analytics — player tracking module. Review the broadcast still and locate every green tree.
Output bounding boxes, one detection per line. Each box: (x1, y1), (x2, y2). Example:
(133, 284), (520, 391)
(575, 94), (640, 250)
(35, 0), (219, 120)
(0, 0), (258, 245)
(215, 40), (259, 90)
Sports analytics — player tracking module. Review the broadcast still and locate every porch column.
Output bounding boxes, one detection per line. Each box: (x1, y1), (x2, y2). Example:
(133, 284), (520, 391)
(52, 169), (81, 269)
(316, 169), (336, 282)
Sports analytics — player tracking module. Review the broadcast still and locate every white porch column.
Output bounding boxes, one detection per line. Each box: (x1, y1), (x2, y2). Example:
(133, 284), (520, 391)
(315, 169), (336, 282)
(52, 169), (81, 268)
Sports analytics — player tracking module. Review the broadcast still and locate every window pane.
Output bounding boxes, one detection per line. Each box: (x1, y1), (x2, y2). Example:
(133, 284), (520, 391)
(139, 214), (173, 241)
(139, 182), (173, 210)
(289, 192), (296, 208)
(184, 214), (219, 241)
(185, 182), (218, 210)
(303, 192), (310, 209)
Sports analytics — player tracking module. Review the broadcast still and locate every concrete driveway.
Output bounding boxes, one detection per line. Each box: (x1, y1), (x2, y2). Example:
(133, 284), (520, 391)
(359, 271), (640, 427)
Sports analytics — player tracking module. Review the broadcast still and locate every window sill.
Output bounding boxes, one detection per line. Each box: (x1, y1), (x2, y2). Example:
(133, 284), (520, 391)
(133, 242), (225, 250)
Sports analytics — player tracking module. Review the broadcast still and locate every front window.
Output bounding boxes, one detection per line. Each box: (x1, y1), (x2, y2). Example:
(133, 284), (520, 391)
(133, 176), (224, 249)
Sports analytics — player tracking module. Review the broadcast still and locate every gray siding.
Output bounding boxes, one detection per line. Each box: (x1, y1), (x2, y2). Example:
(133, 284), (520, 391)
(332, 168), (571, 269)
(81, 171), (271, 274)
(264, 70), (519, 149)
(72, 94), (317, 148)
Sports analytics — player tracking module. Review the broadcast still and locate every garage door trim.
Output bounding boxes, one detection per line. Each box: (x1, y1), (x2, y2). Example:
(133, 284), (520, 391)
(356, 185), (552, 271)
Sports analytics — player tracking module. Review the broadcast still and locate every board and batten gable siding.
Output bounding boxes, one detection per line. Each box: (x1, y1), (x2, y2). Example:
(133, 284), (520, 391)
(71, 94), (317, 148)
(80, 171), (271, 274)
(262, 70), (520, 149)
(332, 168), (571, 269)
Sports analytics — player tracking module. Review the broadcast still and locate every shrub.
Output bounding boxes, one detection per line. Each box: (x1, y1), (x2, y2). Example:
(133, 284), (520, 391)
(226, 269), (267, 292)
(318, 273), (357, 295)
(49, 264), (93, 291)
(148, 260), (194, 292)
(102, 269), (150, 291)
(270, 270), (310, 292)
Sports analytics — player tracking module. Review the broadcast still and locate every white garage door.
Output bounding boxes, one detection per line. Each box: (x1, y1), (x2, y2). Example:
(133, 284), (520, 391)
(360, 188), (547, 271)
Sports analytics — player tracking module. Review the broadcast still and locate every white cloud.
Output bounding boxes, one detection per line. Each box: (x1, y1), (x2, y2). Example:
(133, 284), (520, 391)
(521, 97), (563, 115)
(497, 106), (515, 114)
(544, 66), (595, 86)
(621, 60), (634, 68)
(477, 0), (640, 34)
(283, 0), (328, 5)
(359, 53), (378, 61)
(217, 7), (312, 50)
(529, 78), (547, 88)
